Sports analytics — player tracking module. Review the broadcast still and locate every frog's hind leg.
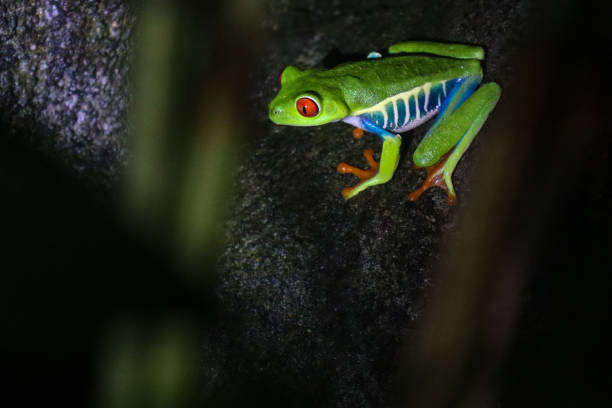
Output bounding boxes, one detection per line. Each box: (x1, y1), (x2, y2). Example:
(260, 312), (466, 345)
(388, 41), (484, 60)
(409, 80), (501, 204)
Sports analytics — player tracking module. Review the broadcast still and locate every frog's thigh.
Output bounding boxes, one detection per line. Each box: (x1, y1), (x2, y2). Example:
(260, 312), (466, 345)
(413, 82), (501, 168)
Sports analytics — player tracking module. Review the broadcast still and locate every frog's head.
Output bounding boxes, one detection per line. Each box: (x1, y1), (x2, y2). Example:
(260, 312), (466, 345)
(269, 65), (349, 126)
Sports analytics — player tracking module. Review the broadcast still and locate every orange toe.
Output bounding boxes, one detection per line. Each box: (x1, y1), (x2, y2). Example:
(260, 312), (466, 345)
(337, 148), (380, 197)
(407, 151), (457, 205)
(352, 127), (364, 140)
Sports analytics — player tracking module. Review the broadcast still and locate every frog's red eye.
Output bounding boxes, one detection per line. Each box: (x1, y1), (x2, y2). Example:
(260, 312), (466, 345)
(296, 97), (319, 117)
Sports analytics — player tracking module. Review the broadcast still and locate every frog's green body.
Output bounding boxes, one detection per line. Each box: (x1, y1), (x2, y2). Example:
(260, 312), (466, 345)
(269, 41), (501, 203)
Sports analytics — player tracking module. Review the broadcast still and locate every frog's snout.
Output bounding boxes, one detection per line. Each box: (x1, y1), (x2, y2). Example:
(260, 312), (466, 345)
(270, 105), (282, 116)
(269, 104), (284, 123)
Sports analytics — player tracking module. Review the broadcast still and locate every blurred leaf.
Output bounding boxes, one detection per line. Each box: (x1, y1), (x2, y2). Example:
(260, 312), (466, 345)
(97, 319), (202, 408)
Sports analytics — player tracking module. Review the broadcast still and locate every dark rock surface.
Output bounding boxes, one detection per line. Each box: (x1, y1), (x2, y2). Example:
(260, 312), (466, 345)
(209, 1), (530, 407)
(0, 0), (135, 184)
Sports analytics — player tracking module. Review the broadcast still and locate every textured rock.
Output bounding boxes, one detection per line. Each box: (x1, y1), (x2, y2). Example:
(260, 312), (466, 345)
(208, 1), (530, 407)
(0, 0), (135, 184)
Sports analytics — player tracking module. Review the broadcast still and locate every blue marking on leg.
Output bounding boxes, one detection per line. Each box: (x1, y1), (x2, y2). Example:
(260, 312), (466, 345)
(366, 111), (385, 128)
(444, 78), (459, 96)
(456, 78), (479, 108)
(437, 78), (464, 118)
(433, 76), (480, 127)
(361, 117), (395, 141)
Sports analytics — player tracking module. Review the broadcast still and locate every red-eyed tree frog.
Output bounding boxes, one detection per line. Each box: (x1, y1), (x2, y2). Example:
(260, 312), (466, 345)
(268, 41), (501, 205)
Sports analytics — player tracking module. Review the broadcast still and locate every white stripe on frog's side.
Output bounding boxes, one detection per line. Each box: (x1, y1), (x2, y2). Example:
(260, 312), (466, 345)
(423, 82), (431, 114)
(393, 99), (399, 128)
(353, 84), (430, 118)
(343, 109), (439, 135)
(353, 82), (436, 126)
(402, 93), (411, 127)
(346, 81), (451, 134)
(382, 107), (388, 129)
(393, 109), (438, 133)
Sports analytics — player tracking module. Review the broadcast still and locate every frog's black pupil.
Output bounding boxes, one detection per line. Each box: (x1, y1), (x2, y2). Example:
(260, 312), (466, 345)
(302, 106), (307, 114)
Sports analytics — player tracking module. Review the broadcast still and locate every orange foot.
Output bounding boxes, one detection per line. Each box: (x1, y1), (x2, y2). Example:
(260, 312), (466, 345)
(408, 151), (457, 206)
(352, 127), (364, 140)
(337, 148), (379, 198)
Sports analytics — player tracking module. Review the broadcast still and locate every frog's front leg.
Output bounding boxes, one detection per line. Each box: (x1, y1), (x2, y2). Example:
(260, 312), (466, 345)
(409, 81), (501, 204)
(337, 118), (401, 199)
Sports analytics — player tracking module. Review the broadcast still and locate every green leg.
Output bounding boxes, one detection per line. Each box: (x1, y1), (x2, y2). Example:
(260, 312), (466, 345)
(338, 134), (401, 199)
(388, 41), (484, 60)
(409, 82), (501, 204)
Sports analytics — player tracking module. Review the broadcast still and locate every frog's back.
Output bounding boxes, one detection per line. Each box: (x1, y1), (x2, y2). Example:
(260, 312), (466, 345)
(326, 55), (482, 111)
